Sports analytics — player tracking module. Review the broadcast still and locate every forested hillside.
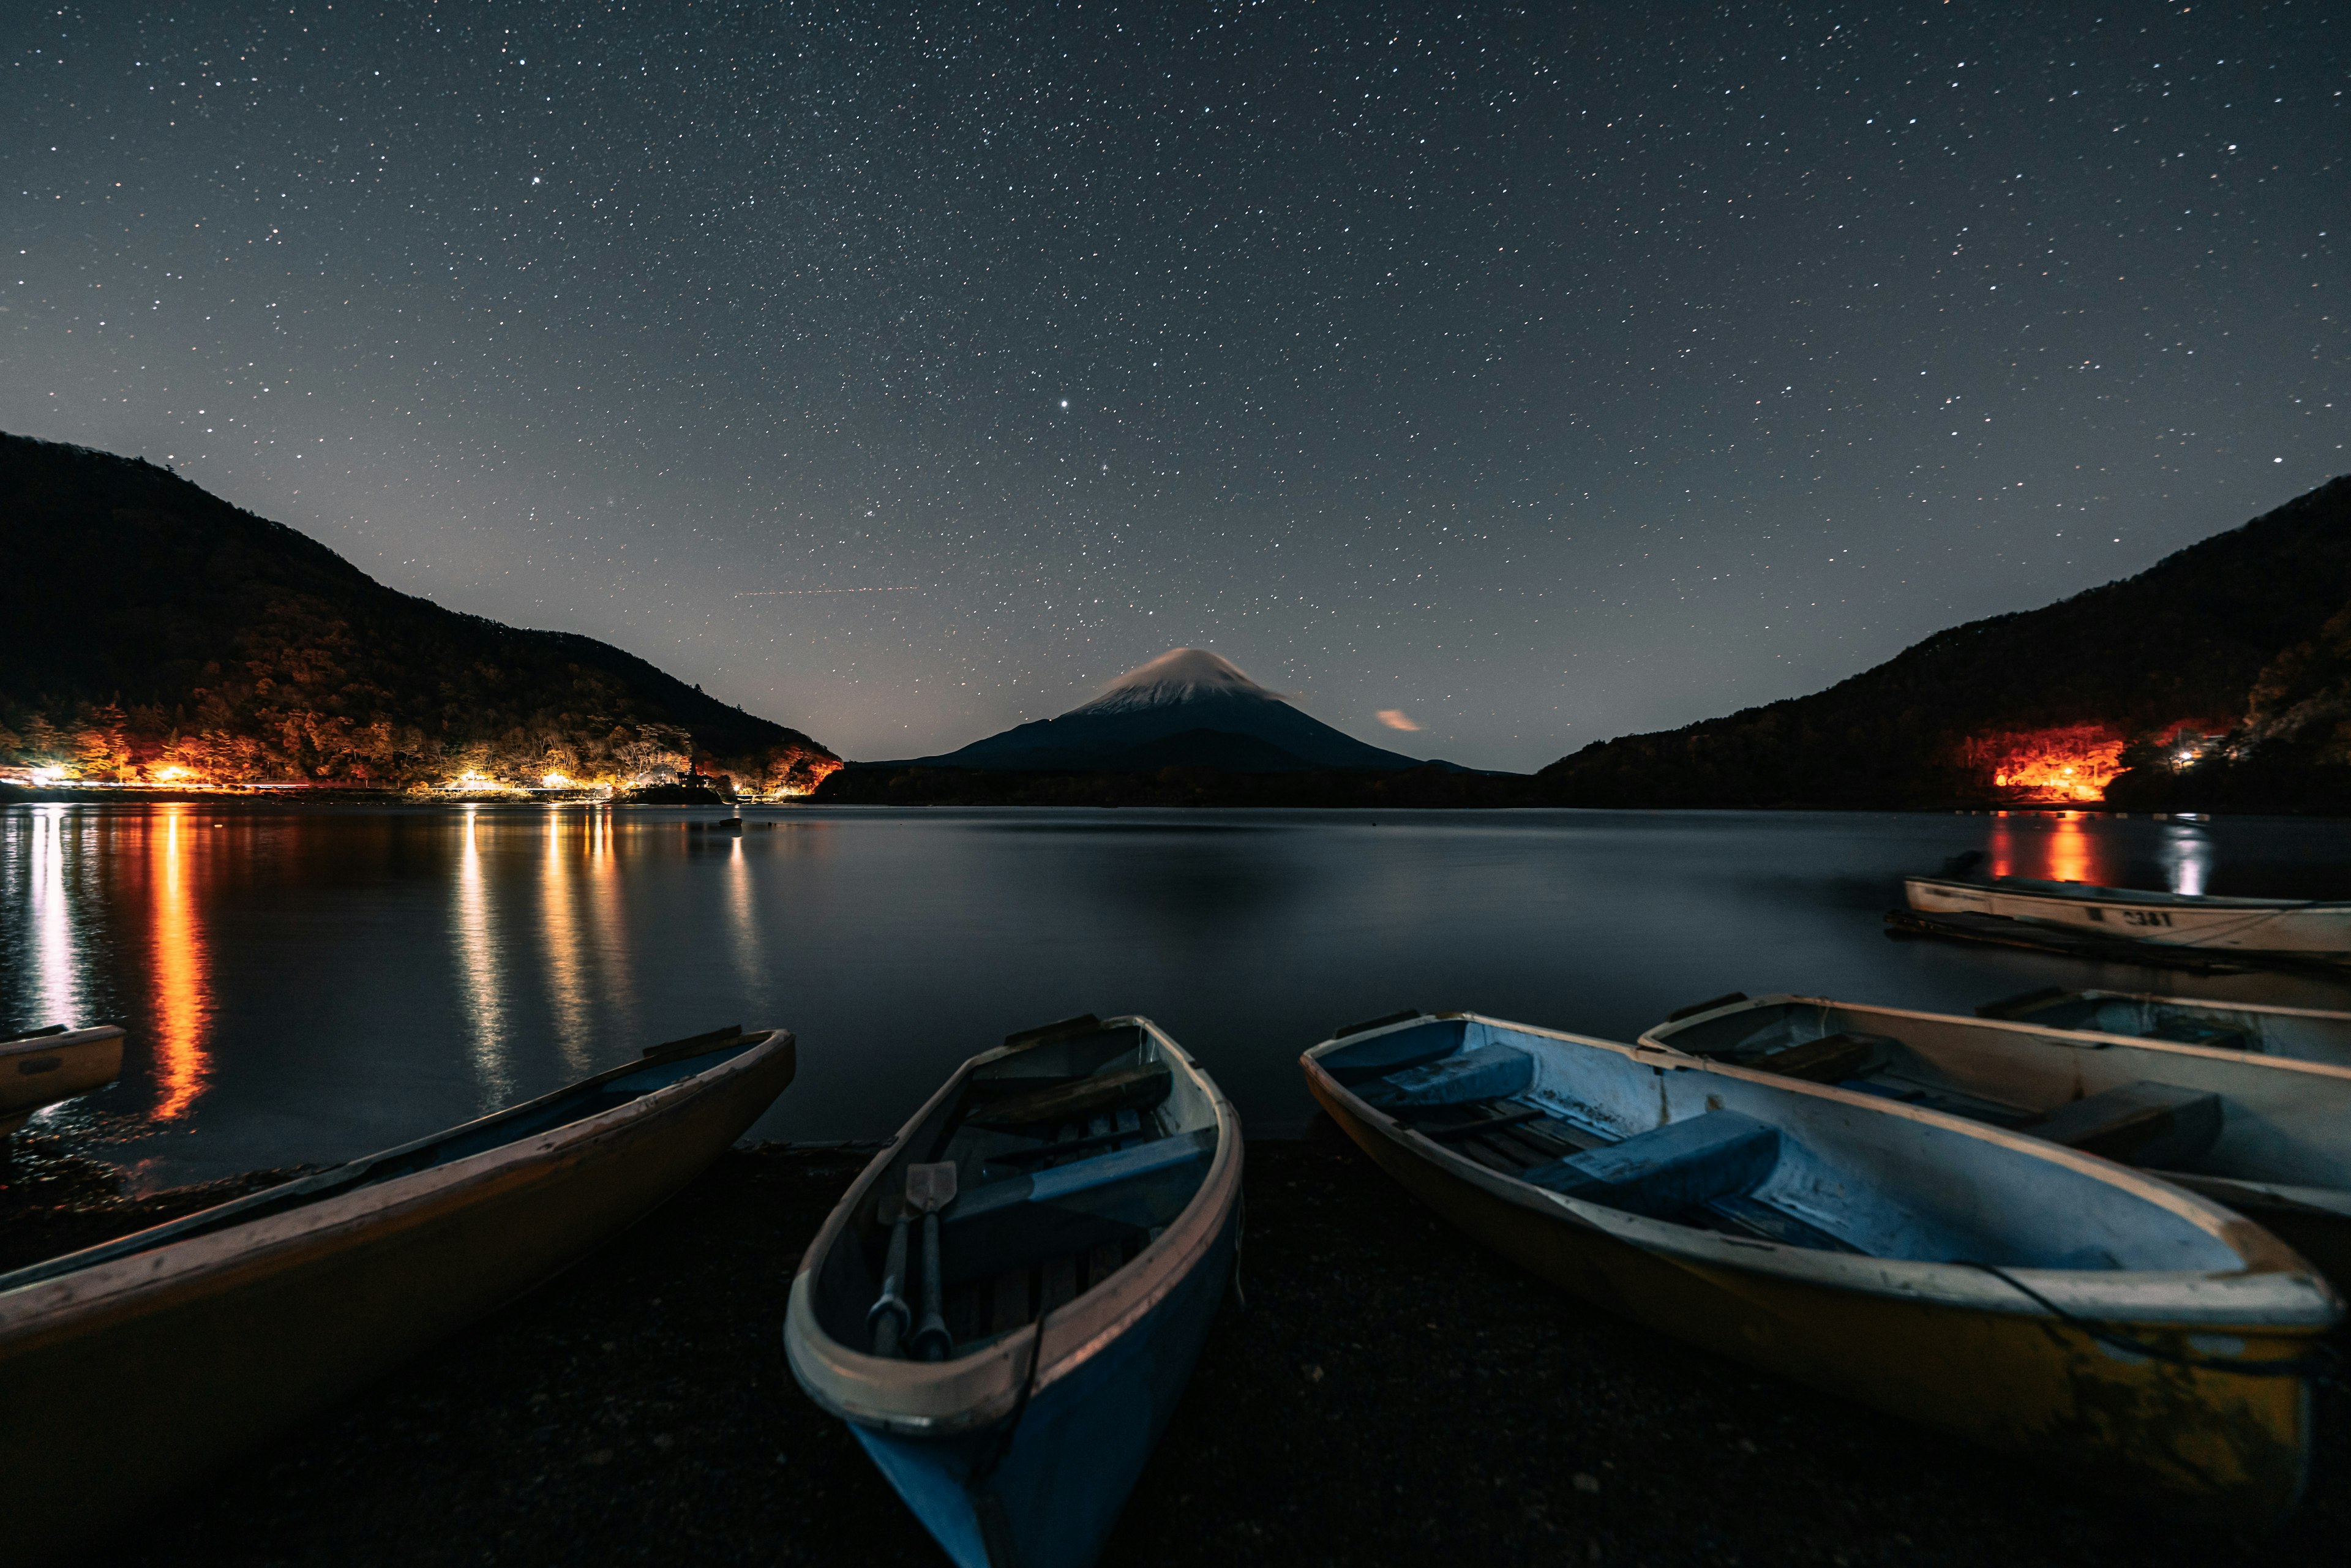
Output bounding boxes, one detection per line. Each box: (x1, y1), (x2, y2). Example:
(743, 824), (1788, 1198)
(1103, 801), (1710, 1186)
(1535, 478), (2351, 811)
(0, 433), (838, 793)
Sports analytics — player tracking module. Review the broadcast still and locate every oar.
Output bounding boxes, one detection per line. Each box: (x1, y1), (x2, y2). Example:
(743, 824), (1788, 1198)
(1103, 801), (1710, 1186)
(904, 1161), (959, 1362)
(866, 1195), (913, 1358)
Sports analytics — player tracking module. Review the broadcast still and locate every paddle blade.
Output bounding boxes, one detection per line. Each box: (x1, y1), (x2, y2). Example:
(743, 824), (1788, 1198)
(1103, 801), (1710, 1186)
(904, 1161), (959, 1214)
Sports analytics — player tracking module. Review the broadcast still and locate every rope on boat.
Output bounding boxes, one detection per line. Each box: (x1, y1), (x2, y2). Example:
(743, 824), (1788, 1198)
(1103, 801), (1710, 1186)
(1958, 1260), (2338, 1380)
(967, 1311), (1051, 1568)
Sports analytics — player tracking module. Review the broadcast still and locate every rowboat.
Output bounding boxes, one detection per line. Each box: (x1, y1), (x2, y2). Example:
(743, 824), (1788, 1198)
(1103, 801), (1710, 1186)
(1978, 986), (2351, 1068)
(1303, 1011), (2341, 1521)
(0, 1023), (795, 1561)
(1904, 874), (2351, 961)
(1645, 993), (2351, 1290)
(1, 1024), (124, 1135)
(786, 1014), (1240, 1568)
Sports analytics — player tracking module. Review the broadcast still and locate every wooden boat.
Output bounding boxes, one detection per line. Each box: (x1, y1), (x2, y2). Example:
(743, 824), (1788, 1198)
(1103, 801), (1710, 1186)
(0, 1024), (795, 1561)
(1, 1024), (124, 1135)
(1977, 986), (2351, 1068)
(1644, 994), (2351, 1294)
(1904, 873), (2351, 961)
(1303, 1011), (2341, 1521)
(786, 1014), (1240, 1568)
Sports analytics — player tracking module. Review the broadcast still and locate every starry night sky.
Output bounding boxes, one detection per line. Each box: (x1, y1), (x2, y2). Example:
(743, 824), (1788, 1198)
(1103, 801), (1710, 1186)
(5, 3), (2344, 769)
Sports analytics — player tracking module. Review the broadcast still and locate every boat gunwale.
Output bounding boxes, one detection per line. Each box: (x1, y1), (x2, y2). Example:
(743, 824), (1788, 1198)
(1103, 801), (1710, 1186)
(1904, 874), (2351, 914)
(1302, 1012), (2342, 1329)
(784, 1013), (1242, 1438)
(0, 1028), (795, 1318)
(1640, 992), (2351, 1087)
(0, 1025), (123, 1063)
(2008, 989), (2351, 1029)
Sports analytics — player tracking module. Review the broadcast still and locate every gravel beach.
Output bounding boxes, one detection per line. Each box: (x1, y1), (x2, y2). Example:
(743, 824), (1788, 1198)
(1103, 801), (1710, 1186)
(6, 1127), (2345, 1567)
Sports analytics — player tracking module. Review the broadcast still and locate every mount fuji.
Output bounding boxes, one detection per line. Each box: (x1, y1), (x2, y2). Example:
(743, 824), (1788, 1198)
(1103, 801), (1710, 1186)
(892, 649), (1436, 773)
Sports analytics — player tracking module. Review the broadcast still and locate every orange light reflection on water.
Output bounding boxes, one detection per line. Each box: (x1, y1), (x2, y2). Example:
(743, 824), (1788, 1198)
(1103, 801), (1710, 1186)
(1984, 810), (2111, 886)
(149, 806), (212, 1120)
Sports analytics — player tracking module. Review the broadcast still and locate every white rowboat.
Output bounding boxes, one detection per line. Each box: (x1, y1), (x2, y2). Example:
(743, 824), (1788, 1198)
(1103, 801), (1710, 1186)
(1904, 874), (2351, 961)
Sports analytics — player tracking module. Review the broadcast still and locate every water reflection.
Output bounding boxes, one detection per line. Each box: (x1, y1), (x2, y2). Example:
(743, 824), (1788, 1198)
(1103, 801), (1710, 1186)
(148, 806), (212, 1120)
(541, 810), (593, 1071)
(2047, 812), (2093, 884)
(1984, 811), (2110, 885)
(584, 809), (637, 1043)
(725, 835), (763, 997)
(454, 808), (512, 1107)
(2160, 823), (2213, 897)
(28, 806), (78, 1027)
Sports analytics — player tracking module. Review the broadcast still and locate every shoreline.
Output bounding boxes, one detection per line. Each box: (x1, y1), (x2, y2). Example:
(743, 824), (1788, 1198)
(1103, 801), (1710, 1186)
(6, 1132), (2344, 1565)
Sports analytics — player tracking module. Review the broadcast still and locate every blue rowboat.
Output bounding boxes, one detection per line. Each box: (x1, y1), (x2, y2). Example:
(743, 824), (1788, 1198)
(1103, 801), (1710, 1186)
(0, 1024), (796, 1561)
(1303, 1011), (2342, 1522)
(1645, 992), (2351, 1291)
(786, 1014), (1240, 1568)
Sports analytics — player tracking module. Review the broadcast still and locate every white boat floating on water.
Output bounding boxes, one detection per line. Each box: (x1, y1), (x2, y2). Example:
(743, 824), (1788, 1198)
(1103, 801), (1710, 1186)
(1643, 994), (2351, 1291)
(1977, 987), (2351, 1068)
(1305, 1010), (2340, 1521)
(1903, 874), (2351, 962)
(1, 1024), (125, 1135)
(786, 1013), (1241, 1568)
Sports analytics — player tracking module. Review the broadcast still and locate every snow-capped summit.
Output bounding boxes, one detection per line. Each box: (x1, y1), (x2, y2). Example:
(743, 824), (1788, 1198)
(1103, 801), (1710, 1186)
(892, 645), (1436, 774)
(1070, 648), (1280, 715)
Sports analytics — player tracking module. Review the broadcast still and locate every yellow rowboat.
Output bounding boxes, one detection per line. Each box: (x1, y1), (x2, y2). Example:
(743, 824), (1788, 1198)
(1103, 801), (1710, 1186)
(0, 1024), (795, 1562)
(1645, 993), (2351, 1292)
(1978, 986), (2351, 1068)
(1, 1024), (124, 1135)
(1302, 1011), (2341, 1522)
(1904, 874), (2351, 961)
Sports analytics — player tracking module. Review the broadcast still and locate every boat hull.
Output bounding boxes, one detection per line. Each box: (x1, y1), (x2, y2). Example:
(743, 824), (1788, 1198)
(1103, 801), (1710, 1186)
(1, 1027), (125, 1135)
(787, 1016), (1240, 1568)
(0, 1030), (795, 1561)
(850, 1206), (1237, 1568)
(1906, 876), (2351, 959)
(1307, 1065), (2319, 1521)
(2158, 1173), (2351, 1297)
(1644, 994), (2351, 1296)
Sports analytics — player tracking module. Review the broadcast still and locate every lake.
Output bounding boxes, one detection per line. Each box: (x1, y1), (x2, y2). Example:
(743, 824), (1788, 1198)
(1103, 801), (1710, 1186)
(7, 801), (2350, 1190)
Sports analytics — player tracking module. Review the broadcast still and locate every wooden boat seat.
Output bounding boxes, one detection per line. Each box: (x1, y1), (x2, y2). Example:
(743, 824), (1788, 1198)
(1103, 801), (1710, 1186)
(964, 1063), (1172, 1132)
(939, 1128), (1214, 1283)
(2144, 1016), (2255, 1052)
(1518, 1110), (1780, 1218)
(2020, 1081), (2224, 1167)
(1316, 1021), (1466, 1087)
(1355, 1045), (1534, 1109)
(1728, 1030), (1895, 1084)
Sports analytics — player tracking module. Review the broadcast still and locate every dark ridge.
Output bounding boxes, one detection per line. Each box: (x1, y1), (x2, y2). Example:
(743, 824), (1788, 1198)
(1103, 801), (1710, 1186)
(1535, 477), (2351, 810)
(0, 432), (837, 790)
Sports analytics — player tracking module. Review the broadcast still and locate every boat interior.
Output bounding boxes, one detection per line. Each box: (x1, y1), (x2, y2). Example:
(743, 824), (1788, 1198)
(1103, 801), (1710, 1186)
(1319, 1015), (2249, 1273)
(810, 1019), (1219, 1364)
(1978, 988), (2351, 1065)
(0, 1027), (774, 1295)
(1655, 1000), (2351, 1190)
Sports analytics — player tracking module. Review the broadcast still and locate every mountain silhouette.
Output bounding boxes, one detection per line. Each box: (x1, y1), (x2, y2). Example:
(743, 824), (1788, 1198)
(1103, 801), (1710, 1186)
(891, 648), (1432, 773)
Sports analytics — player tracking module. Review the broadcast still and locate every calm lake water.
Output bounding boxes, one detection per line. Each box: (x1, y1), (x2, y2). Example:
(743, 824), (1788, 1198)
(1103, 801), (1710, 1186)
(7, 801), (2351, 1190)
